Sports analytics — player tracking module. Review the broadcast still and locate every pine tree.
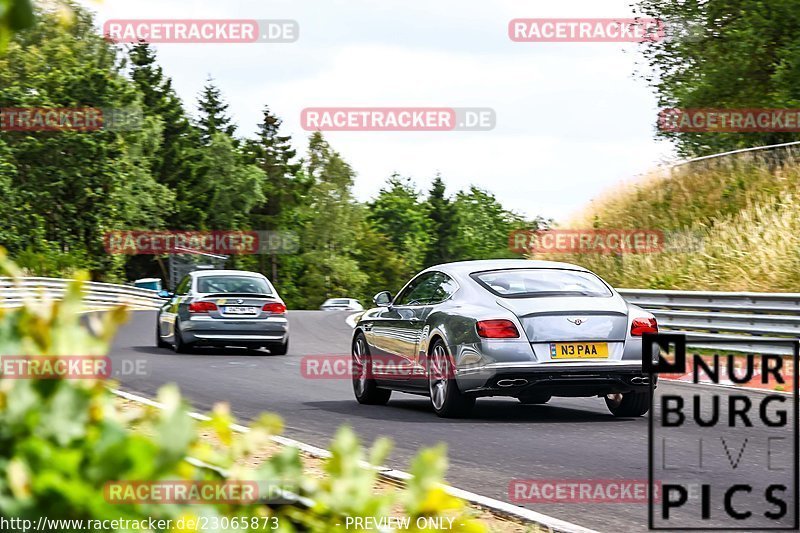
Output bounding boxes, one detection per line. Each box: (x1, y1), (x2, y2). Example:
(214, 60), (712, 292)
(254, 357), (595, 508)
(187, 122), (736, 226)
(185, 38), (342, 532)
(246, 106), (301, 225)
(129, 43), (205, 228)
(244, 106), (302, 282)
(424, 174), (456, 267)
(196, 77), (236, 143)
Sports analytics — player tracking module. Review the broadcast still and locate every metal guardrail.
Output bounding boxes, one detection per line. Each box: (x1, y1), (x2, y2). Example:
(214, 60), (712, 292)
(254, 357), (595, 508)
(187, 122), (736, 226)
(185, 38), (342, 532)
(0, 277), (797, 354)
(0, 276), (163, 310)
(619, 288), (800, 355)
(668, 140), (800, 168)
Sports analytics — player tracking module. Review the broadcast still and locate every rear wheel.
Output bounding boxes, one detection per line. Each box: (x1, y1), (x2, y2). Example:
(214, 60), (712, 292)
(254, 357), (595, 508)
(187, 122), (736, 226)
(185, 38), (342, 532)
(428, 340), (475, 418)
(173, 321), (193, 354)
(352, 333), (391, 405)
(605, 390), (650, 417)
(518, 392), (551, 405)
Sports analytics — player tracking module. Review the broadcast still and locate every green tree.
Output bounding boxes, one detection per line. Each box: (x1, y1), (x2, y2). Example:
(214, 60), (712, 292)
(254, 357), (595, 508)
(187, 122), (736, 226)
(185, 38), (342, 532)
(353, 222), (410, 299)
(424, 174), (456, 267)
(286, 133), (367, 308)
(0, 5), (172, 279)
(450, 187), (525, 260)
(196, 77), (236, 143)
(368, 175), (431, 275)
(636, 0), (800, 156)
(243, 106), (303, 282)
(129, 42), (203, 228)
(195, 133), (265, 229)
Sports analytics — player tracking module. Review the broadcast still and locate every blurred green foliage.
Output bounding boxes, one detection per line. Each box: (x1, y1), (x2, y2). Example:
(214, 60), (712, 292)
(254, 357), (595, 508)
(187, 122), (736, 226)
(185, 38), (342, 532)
(637, 0), (800, 157)
(0, 250), (486, 531)
(0, 0), (34, 52)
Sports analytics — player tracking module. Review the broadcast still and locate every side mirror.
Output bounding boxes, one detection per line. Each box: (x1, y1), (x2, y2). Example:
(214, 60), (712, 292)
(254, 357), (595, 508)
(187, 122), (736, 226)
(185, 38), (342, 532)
(157, 289), (173, 298)
(373, 291), (392, 307)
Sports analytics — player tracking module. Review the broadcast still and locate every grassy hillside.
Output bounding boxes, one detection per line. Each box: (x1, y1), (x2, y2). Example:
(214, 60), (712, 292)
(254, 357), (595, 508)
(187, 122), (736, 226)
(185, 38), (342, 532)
(534, 148), (800, 292)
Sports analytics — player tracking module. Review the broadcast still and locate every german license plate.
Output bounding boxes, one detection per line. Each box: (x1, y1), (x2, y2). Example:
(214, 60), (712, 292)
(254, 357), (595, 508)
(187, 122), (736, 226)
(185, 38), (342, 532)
(224, 306), (258, 315)
(550, 342), (609, 359)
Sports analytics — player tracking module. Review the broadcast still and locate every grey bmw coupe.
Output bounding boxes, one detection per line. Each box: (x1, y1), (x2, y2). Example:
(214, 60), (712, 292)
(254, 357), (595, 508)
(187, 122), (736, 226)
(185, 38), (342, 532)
(352, 259), (657, 418)
(156, 269), (289, 354)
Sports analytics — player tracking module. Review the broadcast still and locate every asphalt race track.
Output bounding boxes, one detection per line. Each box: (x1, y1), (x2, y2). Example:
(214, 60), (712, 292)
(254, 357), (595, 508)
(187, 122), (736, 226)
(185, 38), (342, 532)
(109, 310), (797, 532)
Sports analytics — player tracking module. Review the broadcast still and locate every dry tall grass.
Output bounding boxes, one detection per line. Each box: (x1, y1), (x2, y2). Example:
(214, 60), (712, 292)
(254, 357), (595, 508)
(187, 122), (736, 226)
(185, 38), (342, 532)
(532, 149), (800, 291)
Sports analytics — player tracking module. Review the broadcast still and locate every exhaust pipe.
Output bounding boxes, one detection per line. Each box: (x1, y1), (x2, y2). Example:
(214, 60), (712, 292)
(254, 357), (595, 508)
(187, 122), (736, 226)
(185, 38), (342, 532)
(630, 376), (650, 385)
(497, 378), (528, 387)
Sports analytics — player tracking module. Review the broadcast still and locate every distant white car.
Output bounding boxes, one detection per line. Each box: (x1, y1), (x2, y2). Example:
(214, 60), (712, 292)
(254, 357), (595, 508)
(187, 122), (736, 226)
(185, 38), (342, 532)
(320, 298), (364, 312)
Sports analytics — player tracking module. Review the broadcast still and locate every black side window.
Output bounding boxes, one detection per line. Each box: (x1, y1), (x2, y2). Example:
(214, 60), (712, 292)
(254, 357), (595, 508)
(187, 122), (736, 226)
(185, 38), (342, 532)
(434, 274), (458, 302)
(395, 272), (457, 306)
(394, 273), (436, 306)
(174, 276), (191, 295)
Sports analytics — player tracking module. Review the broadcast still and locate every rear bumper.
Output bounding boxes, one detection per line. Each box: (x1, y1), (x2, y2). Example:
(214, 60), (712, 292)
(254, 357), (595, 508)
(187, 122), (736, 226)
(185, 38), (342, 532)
(181, 315), (288, 346)
(456, 362), (654, 397)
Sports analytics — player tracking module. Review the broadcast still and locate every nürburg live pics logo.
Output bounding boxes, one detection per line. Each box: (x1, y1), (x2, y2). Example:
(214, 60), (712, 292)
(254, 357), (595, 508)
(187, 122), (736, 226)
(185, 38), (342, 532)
(644, 333), (799, 530)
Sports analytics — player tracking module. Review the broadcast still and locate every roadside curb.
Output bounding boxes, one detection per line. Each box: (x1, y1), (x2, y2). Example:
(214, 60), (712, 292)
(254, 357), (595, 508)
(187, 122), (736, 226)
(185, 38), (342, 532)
(110, 388), (599, 533)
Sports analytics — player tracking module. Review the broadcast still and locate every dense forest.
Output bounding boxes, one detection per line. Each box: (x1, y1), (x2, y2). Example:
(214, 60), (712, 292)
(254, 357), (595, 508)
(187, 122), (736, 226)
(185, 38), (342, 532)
(637, 0), (800, 156)
(0, 5), (545, 308)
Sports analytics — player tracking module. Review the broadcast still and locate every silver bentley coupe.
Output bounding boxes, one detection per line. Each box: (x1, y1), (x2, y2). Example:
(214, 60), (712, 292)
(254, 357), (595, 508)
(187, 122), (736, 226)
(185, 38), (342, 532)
(351, 259), (657, 418)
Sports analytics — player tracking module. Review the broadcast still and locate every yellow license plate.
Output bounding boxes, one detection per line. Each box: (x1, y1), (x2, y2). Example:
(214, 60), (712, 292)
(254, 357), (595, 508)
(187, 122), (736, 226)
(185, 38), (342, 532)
(550, 342), (609, 359)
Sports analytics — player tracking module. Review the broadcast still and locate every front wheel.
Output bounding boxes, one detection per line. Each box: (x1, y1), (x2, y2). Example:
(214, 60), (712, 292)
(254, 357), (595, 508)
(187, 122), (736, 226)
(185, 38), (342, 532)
(352, 333), (391, 405)
(156, 320), (170, 349)
(605, 390), (650, 417)
(428, 340), (475, 418)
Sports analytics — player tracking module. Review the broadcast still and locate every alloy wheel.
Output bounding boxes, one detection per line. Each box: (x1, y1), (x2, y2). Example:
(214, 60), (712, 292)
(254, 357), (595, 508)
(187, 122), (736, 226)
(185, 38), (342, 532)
(428, 344), (449, 410)
(353, 337), (368, 397)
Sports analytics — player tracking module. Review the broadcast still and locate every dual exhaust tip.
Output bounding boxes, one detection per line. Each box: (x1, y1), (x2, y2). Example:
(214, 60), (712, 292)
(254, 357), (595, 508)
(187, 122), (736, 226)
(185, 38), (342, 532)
(630, 376), (650, 385)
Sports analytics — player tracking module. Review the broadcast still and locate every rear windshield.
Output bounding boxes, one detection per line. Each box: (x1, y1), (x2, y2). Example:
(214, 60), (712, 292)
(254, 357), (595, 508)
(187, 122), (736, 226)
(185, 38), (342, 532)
(196, 276), (272, 295)
(471, 269), (612, 298)
(326, 299), (350, 305)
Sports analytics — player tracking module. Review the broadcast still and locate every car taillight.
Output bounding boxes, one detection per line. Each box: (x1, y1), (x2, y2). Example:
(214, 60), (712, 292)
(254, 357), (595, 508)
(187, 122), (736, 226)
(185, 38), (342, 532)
(188, 301), (217, 313)
(476, 319), (520, 339)
(262, 302), (287, 314)
(631, 317), (658, 336)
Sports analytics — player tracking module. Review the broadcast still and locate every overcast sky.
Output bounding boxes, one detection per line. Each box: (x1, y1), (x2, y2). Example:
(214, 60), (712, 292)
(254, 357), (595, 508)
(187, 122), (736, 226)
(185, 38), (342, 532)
(80, 0), (676, 223)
